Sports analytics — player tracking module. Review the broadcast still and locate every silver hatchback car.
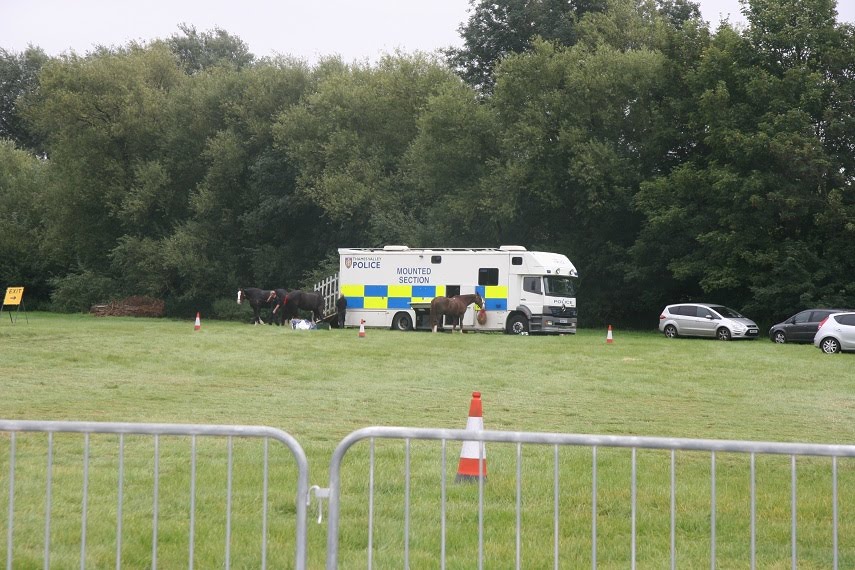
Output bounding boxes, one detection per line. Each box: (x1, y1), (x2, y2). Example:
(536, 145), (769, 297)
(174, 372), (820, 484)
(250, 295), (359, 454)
(659, 303), (760, 340)
(813, 312), (855, 353)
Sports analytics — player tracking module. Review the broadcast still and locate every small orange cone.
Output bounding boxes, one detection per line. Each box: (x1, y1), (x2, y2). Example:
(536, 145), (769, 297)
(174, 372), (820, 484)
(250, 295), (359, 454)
(358, 319), (366, 338)
(606, 325), (614, 344)
(456, 391), (487, 483)
(194, 312), (201, 331)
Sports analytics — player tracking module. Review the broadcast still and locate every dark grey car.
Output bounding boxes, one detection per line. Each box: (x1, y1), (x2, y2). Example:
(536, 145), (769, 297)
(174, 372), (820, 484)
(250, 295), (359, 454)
(769, 308), (851, 344)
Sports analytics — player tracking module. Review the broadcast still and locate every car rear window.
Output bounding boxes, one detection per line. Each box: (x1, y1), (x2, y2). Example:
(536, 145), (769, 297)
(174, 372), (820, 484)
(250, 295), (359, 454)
(835, 314), (855, 326)
(671, 305), (695, 316)
(811, 310), (835, 322)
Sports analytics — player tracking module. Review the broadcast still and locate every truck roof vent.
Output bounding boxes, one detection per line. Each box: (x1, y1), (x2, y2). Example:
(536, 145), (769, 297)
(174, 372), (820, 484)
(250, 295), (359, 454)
(383, 245), (410, 251)
(499, 245), (527, 251)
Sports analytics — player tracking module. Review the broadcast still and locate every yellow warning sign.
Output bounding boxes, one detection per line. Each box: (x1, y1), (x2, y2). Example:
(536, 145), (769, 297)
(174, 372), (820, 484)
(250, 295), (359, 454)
(3, 287), (24, 306)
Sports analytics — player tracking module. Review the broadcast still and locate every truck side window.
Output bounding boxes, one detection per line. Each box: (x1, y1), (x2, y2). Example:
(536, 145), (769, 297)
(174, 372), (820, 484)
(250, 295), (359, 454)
(523, 277), (541, 294)
(447, 285), (460, 297)
(478, 268), (499, 286)
(512, 257), (523, 265)
(431, 256), (442, 264)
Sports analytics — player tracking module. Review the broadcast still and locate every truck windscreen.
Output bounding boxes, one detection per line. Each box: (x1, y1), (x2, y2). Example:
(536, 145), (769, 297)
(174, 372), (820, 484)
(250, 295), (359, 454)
(544, 276), (577, 297)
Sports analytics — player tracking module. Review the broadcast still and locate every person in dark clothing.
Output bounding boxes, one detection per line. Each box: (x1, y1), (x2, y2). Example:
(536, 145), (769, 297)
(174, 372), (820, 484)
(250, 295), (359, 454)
(336, 295), (347, 328)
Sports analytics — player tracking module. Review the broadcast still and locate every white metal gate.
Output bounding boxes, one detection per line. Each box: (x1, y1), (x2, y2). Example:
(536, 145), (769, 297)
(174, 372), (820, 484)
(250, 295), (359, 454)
(0, 420), (309, 569)
(324, 427), (855, 569)
(5, 420), (855, 568)
(313, 274), (339, 320)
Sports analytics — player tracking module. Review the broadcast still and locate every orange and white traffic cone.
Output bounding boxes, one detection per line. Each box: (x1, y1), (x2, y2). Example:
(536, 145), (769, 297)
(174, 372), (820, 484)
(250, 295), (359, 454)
(358, 319), (366, 338)
(606, 325), (614, 344)
(194, 312), (201, 331)
(456, 391), (487, 483)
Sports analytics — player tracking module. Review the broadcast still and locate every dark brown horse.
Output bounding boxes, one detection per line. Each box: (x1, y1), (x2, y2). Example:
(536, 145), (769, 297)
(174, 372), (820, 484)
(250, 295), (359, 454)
(237, 288), (277, 324)
(430, 293), (485, 333)
(273, 289), (325, 323)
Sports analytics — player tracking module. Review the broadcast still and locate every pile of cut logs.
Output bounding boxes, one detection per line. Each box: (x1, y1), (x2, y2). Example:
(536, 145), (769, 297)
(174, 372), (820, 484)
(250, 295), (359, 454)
(89, 296), (165, 317)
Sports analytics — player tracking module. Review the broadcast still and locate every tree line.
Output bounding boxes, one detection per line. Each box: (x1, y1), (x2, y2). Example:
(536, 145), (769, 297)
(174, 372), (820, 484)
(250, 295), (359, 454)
(1, 0), (853, 327)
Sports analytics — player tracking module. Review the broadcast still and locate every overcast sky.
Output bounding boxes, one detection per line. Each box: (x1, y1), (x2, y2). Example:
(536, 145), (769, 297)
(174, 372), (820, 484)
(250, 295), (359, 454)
(3, 0), (854, 64)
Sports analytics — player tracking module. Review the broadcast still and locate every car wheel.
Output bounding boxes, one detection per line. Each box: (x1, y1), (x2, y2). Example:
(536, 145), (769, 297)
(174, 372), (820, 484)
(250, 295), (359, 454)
(663, 324), (678, 339)
(391, 312), (413, 331)
(506, 314), (529, 335)
(820, 337), (841, 354)
(717, 327), (732, 341)
(773, 330), (786, 344)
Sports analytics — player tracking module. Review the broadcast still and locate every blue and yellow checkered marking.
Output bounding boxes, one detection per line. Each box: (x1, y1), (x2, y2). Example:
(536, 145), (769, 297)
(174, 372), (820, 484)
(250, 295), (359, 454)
(476, 285), (508, 311)
(342, 284), (507, 311)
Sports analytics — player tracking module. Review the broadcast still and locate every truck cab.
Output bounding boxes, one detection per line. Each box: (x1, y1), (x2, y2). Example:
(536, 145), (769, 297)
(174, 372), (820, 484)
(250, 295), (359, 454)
(505, 250), (578, 334)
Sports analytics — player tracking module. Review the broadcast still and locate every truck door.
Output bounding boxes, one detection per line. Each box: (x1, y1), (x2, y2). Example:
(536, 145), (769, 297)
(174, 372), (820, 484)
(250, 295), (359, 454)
(521, 276), (545, 317)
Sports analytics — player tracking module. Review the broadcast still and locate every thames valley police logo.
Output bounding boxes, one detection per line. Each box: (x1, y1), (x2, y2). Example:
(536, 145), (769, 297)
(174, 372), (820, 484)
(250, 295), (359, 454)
(345, 257), (352, 269)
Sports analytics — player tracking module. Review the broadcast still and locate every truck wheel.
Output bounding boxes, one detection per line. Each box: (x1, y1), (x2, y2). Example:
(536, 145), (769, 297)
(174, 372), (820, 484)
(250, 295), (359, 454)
(506, 314), (529, 335)
(392, 312), (413, 331)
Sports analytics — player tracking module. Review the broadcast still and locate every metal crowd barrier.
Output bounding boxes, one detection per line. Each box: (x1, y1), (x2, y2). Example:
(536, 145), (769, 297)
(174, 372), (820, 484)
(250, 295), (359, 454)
(0, 420), (309, 570)
(325, 427), (855, 569)
(5, 420), (855, 569)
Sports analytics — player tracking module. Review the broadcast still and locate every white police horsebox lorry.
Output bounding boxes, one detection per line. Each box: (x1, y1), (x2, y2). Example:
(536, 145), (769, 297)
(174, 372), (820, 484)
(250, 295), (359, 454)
(315, 245), (578, 334)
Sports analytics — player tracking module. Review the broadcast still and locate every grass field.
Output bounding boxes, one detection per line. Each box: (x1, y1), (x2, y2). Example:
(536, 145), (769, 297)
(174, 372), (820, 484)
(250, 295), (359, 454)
(2, 312), (855, 567)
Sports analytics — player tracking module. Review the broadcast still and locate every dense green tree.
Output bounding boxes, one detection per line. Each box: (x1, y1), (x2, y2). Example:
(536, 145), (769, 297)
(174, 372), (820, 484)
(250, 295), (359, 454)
(19, 35), (315, 311)
(2, 4), (853, 324)
(166, 24), (255, 74)
(489, 35), (671, 324)
(0, 140), (54, 304)
(0, 46), (50, 153)
(632, 0), (855, 322)
(273, 54), (461, 250)
(448, 0), (608, 91)
(111, 58), (314, 309)
(448, 0), (701, 92)
(25, 45), (184, 276)
(403, 80), (503, 244)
